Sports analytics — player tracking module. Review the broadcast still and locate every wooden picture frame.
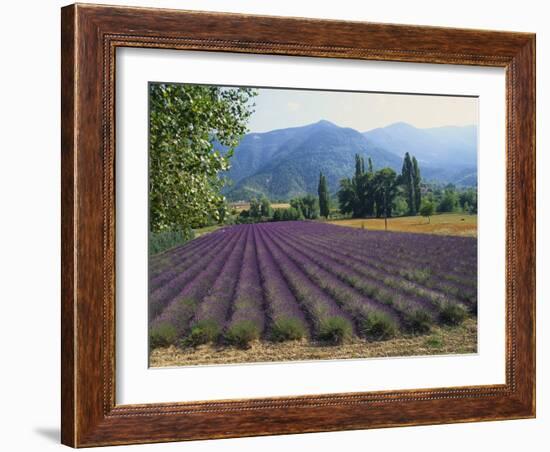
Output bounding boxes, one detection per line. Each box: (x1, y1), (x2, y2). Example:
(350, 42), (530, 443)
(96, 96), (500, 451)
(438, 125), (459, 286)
(61, 3), (535, 447)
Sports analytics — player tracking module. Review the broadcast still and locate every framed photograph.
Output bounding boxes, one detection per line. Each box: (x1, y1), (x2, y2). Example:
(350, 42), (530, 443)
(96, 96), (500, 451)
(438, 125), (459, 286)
(61, 3), (535, 447)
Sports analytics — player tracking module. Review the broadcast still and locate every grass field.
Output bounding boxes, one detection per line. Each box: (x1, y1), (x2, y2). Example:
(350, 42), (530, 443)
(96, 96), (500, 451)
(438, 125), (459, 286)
(193, 224), (225, 238)
(328, 213), (477, 237)
(230, 202), (290, 212)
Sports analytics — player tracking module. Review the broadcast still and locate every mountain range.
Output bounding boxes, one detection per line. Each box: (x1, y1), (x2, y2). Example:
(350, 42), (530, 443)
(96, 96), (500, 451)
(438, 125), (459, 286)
(220, 120), (477, 201)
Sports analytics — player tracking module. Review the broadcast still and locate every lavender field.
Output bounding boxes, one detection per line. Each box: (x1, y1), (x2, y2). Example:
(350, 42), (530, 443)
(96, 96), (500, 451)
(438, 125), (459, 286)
(149, 221), (477, 357)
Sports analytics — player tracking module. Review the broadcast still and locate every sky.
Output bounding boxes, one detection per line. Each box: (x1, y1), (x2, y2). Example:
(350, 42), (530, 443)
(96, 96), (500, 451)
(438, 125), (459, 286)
(245, 87), (478, 133)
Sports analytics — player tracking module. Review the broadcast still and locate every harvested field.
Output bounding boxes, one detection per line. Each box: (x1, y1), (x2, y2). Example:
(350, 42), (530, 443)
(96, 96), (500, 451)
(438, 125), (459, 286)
(328, 213), (477, 237)
(230, 202), (291, 212)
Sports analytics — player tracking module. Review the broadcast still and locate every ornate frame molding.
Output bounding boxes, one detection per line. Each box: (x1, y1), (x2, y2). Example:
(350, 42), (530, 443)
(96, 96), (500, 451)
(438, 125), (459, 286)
(61, 4), (535, 447)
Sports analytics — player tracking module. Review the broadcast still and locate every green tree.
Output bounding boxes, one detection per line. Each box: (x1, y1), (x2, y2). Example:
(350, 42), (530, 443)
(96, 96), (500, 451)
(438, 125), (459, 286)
(260, 196), (272, 218)
(364, 157), (376, 216)
(355, 153), (364, 179)
(338, 154), (376, 218)
(373, 168), (399, 230)
(392, 195), (409, 217)
(412, 156), (422, 213)
(459, 188), (477, 214)
(354, 155), (366, 216)
(290, 195), (319, 219)
(401, 152), (416, 215)
(337, 177), (357, 216)
(272, 209), (283, 221)
(367, 157), (374, 174)
(318, 172), (330, 218)
(149, 83), (256, 233)
(304, 195), (320, 219)
(249, 197), (261, 218)
(420, 200), (435, 223)
(438, 187), (459, 213)
(282, 207), (302, 221)
(272, 207), (302, 222)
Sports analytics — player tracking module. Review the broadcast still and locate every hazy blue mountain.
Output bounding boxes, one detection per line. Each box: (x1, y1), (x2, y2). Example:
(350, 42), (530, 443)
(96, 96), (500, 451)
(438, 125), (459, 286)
(224, 120), (401, 201)
(216, 127), (298, 183)
(421, 166), (478, 187)
(221, 120), (477, 201)
(363, 122), (477, 170)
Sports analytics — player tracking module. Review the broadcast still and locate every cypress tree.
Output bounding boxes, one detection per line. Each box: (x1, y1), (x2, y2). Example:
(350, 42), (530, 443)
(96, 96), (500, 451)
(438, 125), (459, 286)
(412, 156), (421, 213)
(318, 172), (330, 218)
(364, 157), (375, 216)
(401, 152), (415, 215)
(355, 155), (368, 217)
(355, 154), (363, 179)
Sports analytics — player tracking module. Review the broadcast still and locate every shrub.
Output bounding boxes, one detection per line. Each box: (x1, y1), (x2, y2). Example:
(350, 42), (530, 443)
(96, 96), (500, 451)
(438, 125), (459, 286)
(412, 268), (431, 285)
(360, 284), (379, 299)
(149, 229), (194, 255)
(271, 317), (307, 342)
(425, 334), (444, 349)
(149, 323), (178, 349)
(318, 316), (353, 345)
(225, 320), (260, 348)
(360, 312), (397, 341)
(271, 207), (303, 222)
(455, 290), (477, 310)
(182, 320), (221, 347)
(439, 302), (468, 326)
(404, 309), (433, 334)
(377, 290), (394, 305)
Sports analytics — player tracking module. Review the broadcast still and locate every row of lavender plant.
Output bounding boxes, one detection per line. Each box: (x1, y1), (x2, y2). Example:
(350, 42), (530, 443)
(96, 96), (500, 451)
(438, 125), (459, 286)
(149, 227), (227, 277)
(310, 223), (475, 281)
(282, 221), (477, 281)
(308, 223), (477, 284)
(223, 227), (266, 346)
(149, 233), (230, 293)
(181, 224), (311, 347)
(275, 226), (471, 311)
(254, 225), (310, 341)
(263, 226), (417, 337)
(276, 222), (477, 303)
(149, 229), (213, 267)
(256, 224), (355, 342)
(150, 221), (476, 349)
(302, 227), (477, 307)
(324, 222), (478, 264)
(149, 226), (247, 340)
(182, 227), (251, 346)
(263, 225), (418, 341)
(268, 227), (456, 332)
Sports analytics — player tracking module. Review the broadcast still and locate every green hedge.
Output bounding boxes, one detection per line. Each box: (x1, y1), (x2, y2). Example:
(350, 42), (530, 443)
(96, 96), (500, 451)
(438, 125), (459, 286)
(149, 229), (194, 255)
